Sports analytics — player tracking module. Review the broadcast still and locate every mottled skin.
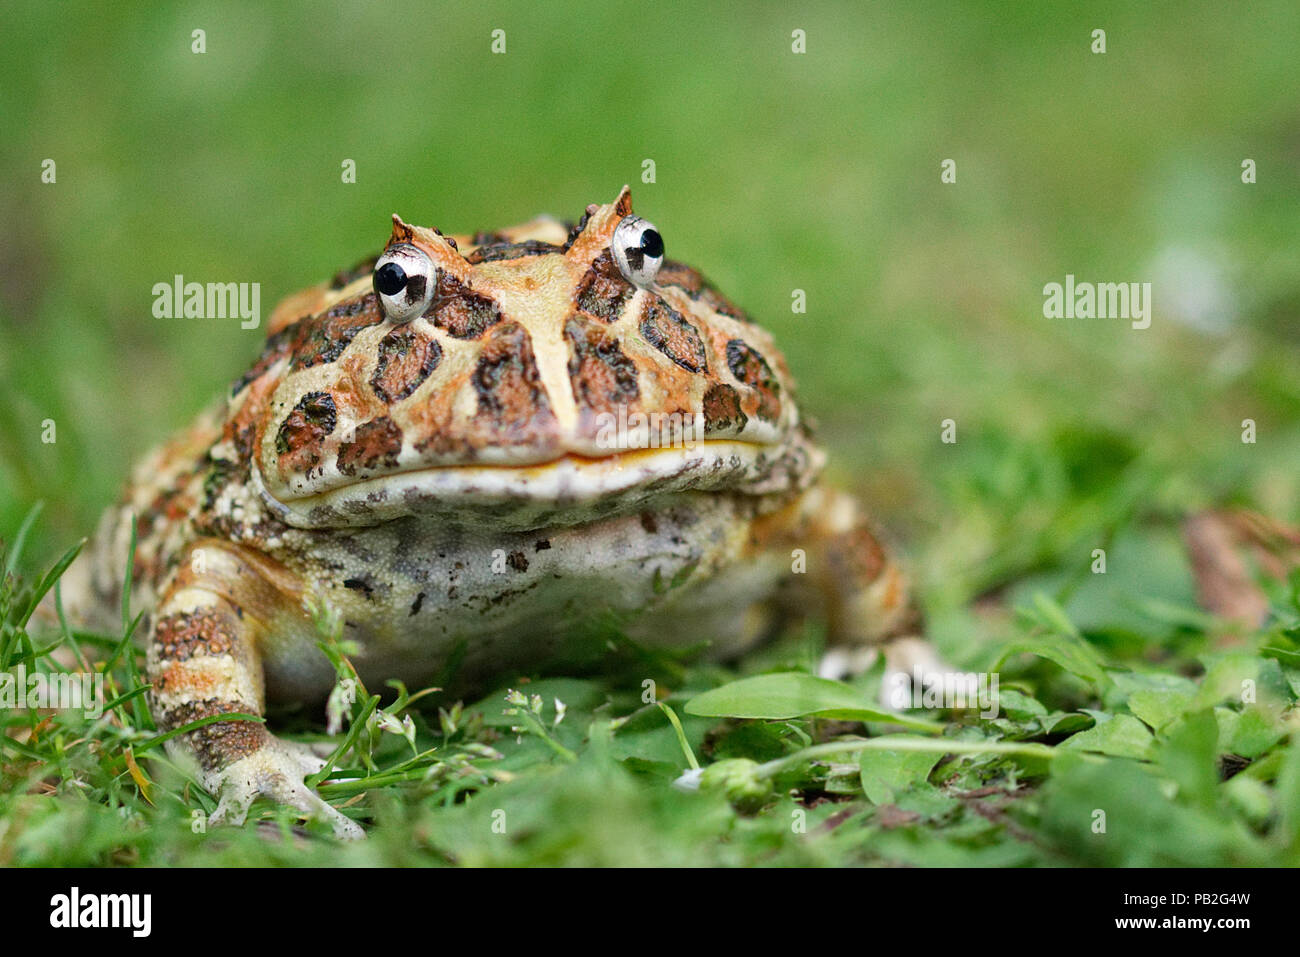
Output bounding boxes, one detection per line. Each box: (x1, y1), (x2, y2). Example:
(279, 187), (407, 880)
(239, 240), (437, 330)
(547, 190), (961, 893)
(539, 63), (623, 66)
(60, 189), (934, 838)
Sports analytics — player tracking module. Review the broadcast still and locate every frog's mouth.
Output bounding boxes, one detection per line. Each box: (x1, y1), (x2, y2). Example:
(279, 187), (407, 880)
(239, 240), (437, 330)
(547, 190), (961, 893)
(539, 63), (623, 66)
(252, 439), (822, 532)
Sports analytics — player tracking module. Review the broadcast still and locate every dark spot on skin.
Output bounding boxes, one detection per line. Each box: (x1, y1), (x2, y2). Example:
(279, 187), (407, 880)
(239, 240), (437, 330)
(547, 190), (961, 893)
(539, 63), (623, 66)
(702, 383), (748, 435)
(331, 254), (381, 290)
(564, 315), (640, 414)
(343, 577), (375, 599)
(410, 592), (425, 616)
(575, 250), (635, 322)
(725, 339), (781, 420)
(466, 240), (563, 264)
(472, 322), (555, 437)
(534, 539), (551, 551)
(431, 272), (503, 339)
(639, 512), (659, 534)
(640, 297), (708, 372)
(472, 231), (509, 245)
(657, 261), (750, 321)
(507, 551), (529, 572)
(371, 328), (443, 403)
(275, 391), (337, 468)
(337, 417), (404, 476)
(289, 294), (385, 370)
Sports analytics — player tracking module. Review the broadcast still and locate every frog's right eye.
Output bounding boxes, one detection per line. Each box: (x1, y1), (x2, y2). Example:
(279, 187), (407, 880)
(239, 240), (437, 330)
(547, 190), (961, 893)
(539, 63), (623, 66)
(373, 244), (436, 323)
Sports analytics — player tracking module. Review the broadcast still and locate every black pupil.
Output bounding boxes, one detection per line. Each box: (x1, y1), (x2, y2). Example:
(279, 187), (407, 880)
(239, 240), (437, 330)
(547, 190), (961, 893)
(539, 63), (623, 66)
(375, 261), (408, 296)
(639, 229), (663, 259)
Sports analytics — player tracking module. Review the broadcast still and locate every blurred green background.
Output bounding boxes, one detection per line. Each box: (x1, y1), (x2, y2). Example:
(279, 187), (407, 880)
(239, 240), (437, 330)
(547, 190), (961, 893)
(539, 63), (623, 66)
(2, 0), (1298, 626)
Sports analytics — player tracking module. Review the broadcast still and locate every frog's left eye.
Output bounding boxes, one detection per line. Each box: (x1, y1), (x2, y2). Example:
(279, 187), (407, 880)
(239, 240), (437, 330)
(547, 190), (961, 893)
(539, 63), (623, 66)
(373, 244), (436, 322)
(611, 215), (664, 287)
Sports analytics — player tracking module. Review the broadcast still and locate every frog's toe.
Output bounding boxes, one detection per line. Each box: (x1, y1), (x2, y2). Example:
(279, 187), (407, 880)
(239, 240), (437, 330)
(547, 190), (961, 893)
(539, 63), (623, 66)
(817, 647), (880, 680)
(207, 743), (364, 841)
(279, 738), (334, 775)
(878, 636), (961, 710)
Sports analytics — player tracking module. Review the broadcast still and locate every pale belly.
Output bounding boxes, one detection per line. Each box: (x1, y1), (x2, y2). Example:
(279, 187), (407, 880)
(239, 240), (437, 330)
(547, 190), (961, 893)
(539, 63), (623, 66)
(258, 493), (794, 703)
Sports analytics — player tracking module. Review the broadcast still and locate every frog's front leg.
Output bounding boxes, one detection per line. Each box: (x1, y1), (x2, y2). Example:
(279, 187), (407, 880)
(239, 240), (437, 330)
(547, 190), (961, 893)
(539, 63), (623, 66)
(147, 540), (363, 840)
(765, 484), (949, 704)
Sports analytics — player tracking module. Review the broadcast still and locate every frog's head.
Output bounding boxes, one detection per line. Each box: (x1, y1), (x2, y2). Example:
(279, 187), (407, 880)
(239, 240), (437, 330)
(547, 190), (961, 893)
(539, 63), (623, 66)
(242, 188), (814, 528)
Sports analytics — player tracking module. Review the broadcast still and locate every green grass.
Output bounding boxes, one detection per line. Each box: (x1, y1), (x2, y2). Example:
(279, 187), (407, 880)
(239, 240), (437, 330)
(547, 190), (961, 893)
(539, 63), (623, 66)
(2, 0), (1300, 865)
(4, 500), (1300, 867)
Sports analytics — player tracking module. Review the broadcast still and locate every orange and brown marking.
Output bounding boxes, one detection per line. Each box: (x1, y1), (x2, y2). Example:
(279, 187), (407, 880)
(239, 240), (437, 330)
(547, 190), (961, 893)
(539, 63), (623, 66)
(702, 382), (747, 435)
(370, 328), (442, 403)
(231, 324), (296, 396)
(288, 295), (385, 370)
(575, 250), (635, 322)
(156, 698), (270, 772)
(154, 607), (236, 663)
(640, 297), (708, 373)
(275, 391), (337, 471)
(564, 314), (640, 416)
(432, 272), (503, 339)
(658, 260), (749, 321)
(825, 524), (888, 590)
(725, 339), (781, 421)
(472, 322), (557, 440)
(337, 416), (404, 476)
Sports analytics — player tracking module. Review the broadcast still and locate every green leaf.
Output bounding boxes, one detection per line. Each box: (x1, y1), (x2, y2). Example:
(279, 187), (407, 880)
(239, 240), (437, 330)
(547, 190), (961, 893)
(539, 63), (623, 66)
(1224, 706), (1285, 759)
(1058, 713), (1152, 759)
(995, 597), (1111, 688)
(3, 501), (44, 579)
(1156, 710), (1219, 810)
(859, 735), (943, 804)
(1275, 734), (1300, 846)
(1127, 688), (1195, 731)
(1027, 591), (1081, 639)
(1042, 711), (1094, 734)
(684, 673), (944, 733)
(997, 688), (1047, 721)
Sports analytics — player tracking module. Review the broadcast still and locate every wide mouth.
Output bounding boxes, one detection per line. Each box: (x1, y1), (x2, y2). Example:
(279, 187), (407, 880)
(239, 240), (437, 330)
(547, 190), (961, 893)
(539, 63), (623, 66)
(253, 440), (816, 531)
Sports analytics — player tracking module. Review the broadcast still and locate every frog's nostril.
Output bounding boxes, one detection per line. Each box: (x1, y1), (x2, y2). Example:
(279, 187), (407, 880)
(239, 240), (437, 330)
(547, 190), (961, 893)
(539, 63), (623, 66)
(375, 262), (408, 296)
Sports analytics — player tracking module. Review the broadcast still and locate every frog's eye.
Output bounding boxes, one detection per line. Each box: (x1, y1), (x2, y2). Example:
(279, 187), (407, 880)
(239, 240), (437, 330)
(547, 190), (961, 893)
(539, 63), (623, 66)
(373, 244), (436, 322)
(611, 215), (664, 287)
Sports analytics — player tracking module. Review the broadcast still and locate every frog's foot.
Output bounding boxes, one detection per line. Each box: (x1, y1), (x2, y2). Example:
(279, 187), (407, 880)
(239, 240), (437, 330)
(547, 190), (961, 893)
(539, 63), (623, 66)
(816, 638), (958, 711)
(206, 738), (363, 841)
(817, 646), (880, 681)
(792, 484), (957, 711)
(147, 542), (364, 841)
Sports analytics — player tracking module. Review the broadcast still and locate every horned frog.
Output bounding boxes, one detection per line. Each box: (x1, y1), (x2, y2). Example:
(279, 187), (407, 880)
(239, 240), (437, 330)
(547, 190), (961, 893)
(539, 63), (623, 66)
(59, 187), (944, 838)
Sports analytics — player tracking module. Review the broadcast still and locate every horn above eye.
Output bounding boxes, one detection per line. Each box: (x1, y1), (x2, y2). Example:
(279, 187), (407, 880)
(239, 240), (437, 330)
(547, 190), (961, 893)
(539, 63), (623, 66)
(373, 244), (436, 322)
(611, 215), (664, 287)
